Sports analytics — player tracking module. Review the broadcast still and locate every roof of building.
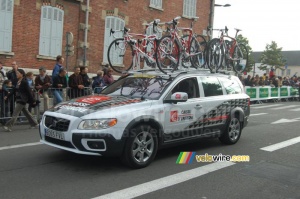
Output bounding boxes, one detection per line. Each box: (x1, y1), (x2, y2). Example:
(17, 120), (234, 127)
(251, 51), (300, 66)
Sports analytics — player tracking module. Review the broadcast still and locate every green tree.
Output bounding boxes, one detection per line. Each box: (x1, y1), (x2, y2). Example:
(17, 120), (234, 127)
(259, 41), (285, 70)
(236, 34), (255, 72)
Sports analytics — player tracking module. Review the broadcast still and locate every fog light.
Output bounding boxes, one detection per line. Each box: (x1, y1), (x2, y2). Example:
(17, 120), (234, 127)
(87, 141), (105, 150)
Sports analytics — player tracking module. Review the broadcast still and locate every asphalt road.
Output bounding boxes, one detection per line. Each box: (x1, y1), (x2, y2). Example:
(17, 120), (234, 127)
(0, 101), (300, 199)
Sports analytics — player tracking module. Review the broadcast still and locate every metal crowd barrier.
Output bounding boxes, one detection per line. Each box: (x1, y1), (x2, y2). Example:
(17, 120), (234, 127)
(245, 86), (300, 104)
(0, 88), (40, 125)
(0, 87), (93, 124)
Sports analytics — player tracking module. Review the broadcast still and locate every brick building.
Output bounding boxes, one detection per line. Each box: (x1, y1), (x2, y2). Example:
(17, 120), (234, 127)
(0, 0), (212, 74)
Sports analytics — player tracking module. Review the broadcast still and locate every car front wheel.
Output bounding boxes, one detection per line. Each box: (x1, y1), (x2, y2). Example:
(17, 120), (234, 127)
(219, 116), (241, 145)
(121, 125), (158, 169)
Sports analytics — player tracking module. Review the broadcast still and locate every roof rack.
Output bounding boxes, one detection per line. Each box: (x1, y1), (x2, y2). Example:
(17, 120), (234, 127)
(126, 65), (235, 78)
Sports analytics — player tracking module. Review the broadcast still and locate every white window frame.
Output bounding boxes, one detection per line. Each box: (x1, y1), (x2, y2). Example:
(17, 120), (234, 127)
(183, 0), (197, 18)
(0, 0), (14, 52)
(150, 0), (163, 10)
(39, 5), (64, 58)
(103, 16), (125, 65)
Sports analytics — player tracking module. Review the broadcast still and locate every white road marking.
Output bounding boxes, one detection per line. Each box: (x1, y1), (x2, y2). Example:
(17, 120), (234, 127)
(271, 105), (299, 110)
(271, 118), (300, 124)
(290, 108), (300, 111)
(250, 113), (268, 116)
(92, 162), (235, 199)
(260, 136), (300, 152)
(252, 104), (283, 109)
(0, 142), (42, 151)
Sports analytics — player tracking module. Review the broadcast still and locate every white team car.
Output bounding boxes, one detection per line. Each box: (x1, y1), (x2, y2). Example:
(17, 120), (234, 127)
(39, 70), (250, 168)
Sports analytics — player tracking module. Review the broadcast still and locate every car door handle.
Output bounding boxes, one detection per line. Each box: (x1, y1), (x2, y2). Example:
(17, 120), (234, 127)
(194, 104), (203, 109)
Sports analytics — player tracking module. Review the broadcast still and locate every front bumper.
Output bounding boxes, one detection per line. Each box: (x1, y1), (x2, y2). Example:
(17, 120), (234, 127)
(39, 114), (126, 157)
(40, 130), (125, 157)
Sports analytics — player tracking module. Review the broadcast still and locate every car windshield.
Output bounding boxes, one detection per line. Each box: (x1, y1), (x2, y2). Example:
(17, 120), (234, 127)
(101, 75), (172, 100)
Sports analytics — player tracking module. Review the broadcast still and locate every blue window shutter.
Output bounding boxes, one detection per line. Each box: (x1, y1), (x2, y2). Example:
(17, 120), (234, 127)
(39, 6), (52, 56)
(50, 8), (63, 57)
(39, 6), (63, 57)
(0, 0), (14, 52)
(193, 0), (197, 17)
(103, 16), (125, 64)
(103, 17), (112, 63)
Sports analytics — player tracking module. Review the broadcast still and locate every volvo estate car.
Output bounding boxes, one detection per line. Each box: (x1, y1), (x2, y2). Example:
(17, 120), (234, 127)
(39, 70), (250, 168)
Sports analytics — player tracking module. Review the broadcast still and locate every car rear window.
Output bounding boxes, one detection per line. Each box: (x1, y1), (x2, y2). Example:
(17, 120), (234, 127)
(218, 77), (242, 94)
(200, 77), (223, 97)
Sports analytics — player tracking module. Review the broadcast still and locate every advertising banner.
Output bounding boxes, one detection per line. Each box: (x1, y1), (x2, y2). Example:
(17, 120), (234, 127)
(280, 87), (288, 97)
(245, 86), (298, 101)
(259, 88), (269, 98)
(246, 88), (257, 99)
(270, 88), (279, 98)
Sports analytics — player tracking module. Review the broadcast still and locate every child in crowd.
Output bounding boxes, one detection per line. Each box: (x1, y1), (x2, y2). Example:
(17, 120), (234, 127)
(0, 80), (13, 125)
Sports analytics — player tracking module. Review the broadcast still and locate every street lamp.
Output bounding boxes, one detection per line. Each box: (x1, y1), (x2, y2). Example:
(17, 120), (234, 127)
(209, 1), (231, 39)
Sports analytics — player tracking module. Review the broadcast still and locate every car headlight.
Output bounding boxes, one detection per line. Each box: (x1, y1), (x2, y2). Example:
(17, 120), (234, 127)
(78, 119), (117, 130)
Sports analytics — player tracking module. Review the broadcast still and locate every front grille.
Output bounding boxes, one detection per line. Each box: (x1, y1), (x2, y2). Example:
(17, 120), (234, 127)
(45, 136), (75, 149)
(44, 116), (70, 131)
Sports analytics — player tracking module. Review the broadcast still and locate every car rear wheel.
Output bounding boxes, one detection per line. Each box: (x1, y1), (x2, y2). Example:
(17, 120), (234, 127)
(121, 124), (158, 169)
(219, 116), (241, 145)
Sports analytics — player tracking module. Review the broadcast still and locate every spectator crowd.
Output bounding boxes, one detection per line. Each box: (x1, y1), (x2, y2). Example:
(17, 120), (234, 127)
(241, 73), (300, 88)
(0, 56), (116, 131)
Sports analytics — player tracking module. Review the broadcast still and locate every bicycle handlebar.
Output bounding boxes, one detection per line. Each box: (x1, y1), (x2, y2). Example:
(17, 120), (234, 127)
(110, 27), (131, 38)
(174, 16), (181, 21)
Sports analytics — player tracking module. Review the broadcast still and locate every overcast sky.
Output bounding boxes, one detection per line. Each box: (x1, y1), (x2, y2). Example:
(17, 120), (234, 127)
(213, 0), (299, 52)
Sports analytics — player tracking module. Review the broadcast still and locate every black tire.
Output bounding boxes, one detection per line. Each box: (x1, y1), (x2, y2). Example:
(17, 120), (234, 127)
(155, 35), (180, 74)
(231, 43), (248, 74)
(107, 38), (133, 74)
(223, 40), (232, 70)
(191, 34), (207, 68)
(121, 124), (158, 169)
(206, 38), (224, 73)
(219, 114), (242, 145)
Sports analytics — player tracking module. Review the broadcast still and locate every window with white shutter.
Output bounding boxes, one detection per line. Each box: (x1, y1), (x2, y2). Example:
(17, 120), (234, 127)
(103, 16), (125, 65)
(0, 0), (14, 52)
(39, 6), (64, 57)
(150, 0), (162, 9)
(183, 0), (197, 18)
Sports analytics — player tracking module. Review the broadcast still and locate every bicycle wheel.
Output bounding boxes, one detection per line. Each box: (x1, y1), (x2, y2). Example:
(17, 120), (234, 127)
(190, 34), (207, 68)
(231, 43), (248, 74)
(107, 38), (133, 73)
(156, 35), (180, 74)
(206, 38), (224, 72)
(143, 39), (157, 69)
(223, 40), (232, 70)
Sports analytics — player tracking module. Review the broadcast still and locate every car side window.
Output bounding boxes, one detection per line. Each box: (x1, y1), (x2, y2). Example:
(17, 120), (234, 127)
(200, 76), (223, 97)
(166, 77), (200, 99)
(218, 77), (242, 94)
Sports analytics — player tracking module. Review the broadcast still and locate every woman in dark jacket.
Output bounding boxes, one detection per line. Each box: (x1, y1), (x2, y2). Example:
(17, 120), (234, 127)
(3, 69), (39, 132)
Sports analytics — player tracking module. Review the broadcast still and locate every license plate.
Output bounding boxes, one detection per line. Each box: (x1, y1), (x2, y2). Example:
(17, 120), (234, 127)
(45, 129), (65, 140)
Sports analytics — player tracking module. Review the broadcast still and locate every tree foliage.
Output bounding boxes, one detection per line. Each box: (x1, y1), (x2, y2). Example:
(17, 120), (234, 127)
(236, 34), (255, 72)
(259, 41), (285, 70)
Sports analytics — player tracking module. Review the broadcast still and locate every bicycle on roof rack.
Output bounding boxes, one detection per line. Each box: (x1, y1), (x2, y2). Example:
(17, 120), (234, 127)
(107, 19), (162, 74)
(155, 16), (207, 74)
(206, 26), (248, 74)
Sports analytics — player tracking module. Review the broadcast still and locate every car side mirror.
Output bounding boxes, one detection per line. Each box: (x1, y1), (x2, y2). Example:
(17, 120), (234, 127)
(164, 92), (188, 104)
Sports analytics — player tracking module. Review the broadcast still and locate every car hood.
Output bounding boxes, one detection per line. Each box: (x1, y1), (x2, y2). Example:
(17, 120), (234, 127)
(47, 95), (150, 118)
